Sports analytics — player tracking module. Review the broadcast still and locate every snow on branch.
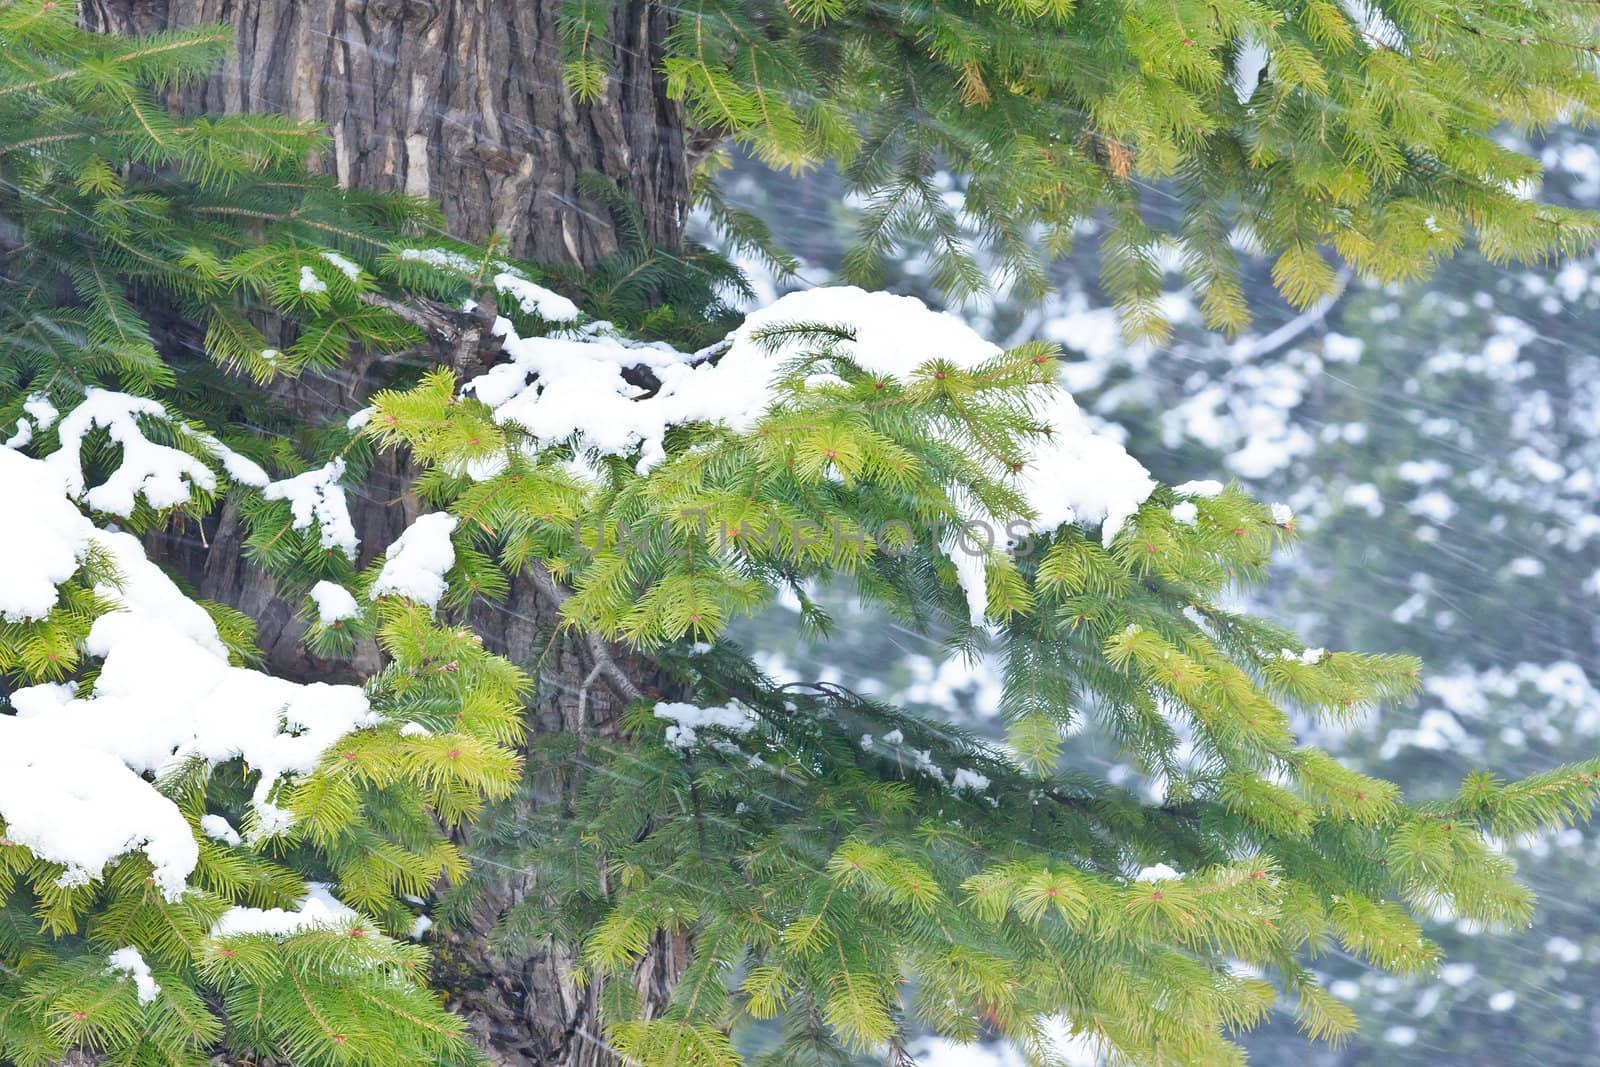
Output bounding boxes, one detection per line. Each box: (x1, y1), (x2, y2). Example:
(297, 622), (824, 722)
(15, 387), (363, 561)
(13, 387), (270, 522)
(0, 447), (376, 898)
(261, 458), (360, 558)
(46, 389), (223, 516)
(458, 285), (1156, 621)
(371, 511), (458, 608)
(212, 882), (359, 939)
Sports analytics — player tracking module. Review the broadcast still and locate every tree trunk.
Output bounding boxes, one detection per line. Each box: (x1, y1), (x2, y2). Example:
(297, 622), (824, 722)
(83, 0), (690, 264)
(83, 2), (698, 1063)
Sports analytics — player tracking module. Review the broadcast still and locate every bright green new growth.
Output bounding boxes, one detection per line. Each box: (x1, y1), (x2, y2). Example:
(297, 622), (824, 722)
(0, 7), (527, 1065)
(621, 0), (1600, 332)
(2, 1), (1600, 1066)
(386, 324), (1600, 1063)
(0, 578), (527, 1067)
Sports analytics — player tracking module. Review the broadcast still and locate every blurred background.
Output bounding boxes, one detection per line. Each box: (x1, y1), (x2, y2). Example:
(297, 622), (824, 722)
(714, 124), (1600, 1065)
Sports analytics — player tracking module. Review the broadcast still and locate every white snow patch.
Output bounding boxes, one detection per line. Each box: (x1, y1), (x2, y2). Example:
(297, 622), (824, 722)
(1323, 333), (1365, 362)
(213, 883), (358, 938)
(397, 246), (480, 273)
(199, 814), (242, 846)
(371, 512), (458, 607)
(263, 460), (359, 558)
(1384, 1026), (1418, 1047)
(4, 396), (56, 448)
(319, 251), (362, 282)
(1408, 490), (1457, 524)
(1398, 459), (1451, 484)
(47, 389), (217, 516)
(298, 265), (328, 294)
(494, 273), (580, 321)
(107, 947), (160, 1004)
(1343, 482), (1383, 516)
(0, 448), (95, 621)
(947, 528), (991, 626)
(1134, 863), (1182, 882)
(654, 700), (756, 748)
(199, 437), (270, 488)
(23, 393), (58, 429)
(1546, 936), (1582, 962)
(309, 581), (360, 625)
(949, 767), (991, 793)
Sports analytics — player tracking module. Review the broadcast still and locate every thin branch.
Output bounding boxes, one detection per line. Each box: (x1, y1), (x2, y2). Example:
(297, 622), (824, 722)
(528, 563), (647, 703)
(356, 290), (466, 338)
(1235, 265), (1354, 362)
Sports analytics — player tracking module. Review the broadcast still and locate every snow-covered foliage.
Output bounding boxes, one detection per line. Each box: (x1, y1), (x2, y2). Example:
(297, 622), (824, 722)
(713, 120), (1600, 1065)
(493, 272), (580, 321)
(262, 458), (359, 558)
(47, 389), (222, 516)
(10, 5), (1600, 1056)
(461, 285), (1155, 622)
(308, 580), (361, 624)
(0, 447), (375, 895)
(476, 286), (1151, 530)
(371, 512), (458, 607)
(0, 278), (1158, 909)
(212, 883), (359, 939)
(398, 246), (580, 323)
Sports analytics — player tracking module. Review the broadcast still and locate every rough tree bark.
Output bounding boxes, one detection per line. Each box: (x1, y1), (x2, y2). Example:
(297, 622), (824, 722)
(84, 0), (691, 262)
(82, 3), (699, 1064)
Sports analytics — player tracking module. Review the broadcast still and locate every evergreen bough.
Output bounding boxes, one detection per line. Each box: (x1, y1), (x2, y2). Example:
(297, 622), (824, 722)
(1, 3), (1598, 1066)
(616, 0), (1600, 329)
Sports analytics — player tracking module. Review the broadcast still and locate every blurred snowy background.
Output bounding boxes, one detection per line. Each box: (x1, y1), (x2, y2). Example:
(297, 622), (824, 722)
(713, 125), (1600, 1065)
